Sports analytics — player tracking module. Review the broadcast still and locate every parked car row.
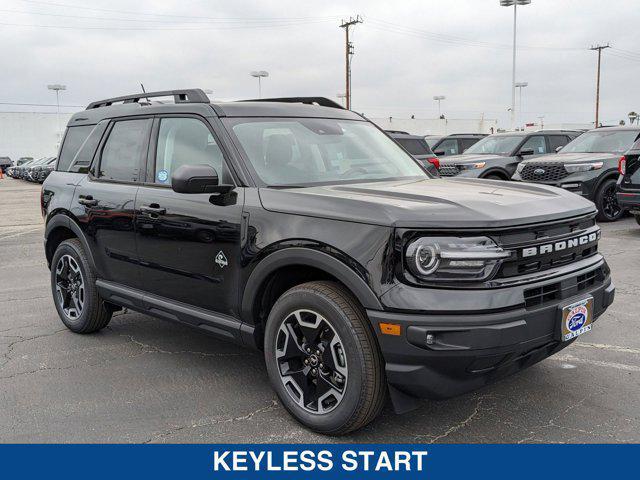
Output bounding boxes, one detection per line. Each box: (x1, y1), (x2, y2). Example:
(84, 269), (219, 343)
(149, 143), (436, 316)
(410, 126), (640, 223)
(6, 156), (57, 183)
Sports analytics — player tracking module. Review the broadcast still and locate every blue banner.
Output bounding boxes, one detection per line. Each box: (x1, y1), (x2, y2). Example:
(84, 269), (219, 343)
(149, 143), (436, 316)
(0, 444), (635, 479)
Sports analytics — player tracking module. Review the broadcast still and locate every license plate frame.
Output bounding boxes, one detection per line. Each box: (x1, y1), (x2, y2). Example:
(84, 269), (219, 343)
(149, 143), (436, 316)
(559, 296), (594, 342)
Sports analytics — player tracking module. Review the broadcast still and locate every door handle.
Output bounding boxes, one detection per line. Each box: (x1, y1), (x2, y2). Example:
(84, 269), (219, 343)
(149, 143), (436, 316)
(78, 195), (98, 207)
(140, 204), (166, 215)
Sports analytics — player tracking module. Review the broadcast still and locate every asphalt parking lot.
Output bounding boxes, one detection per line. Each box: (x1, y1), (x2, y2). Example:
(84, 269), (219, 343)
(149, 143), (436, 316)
(1, 178), (639, 443)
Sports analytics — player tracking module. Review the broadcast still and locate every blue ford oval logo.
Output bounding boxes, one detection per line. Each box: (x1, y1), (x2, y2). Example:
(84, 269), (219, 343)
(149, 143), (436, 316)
(534, 168), (545, 175)
(567, 305), (588, 332)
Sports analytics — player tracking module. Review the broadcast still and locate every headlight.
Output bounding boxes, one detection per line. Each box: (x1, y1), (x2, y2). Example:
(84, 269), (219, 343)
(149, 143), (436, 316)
(564, 162), (604, 173)
(457, 162), (486, 170)
(405, 236), (511, 283)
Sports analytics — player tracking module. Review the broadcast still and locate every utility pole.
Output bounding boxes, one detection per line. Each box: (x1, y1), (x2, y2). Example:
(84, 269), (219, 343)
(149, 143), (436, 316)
(590, 44), (610, 128)
(339, 15), (362, 110)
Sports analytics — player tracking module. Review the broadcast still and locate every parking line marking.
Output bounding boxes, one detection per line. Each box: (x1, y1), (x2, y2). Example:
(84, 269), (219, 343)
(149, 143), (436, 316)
(553, 354), (640, 373)
(0, 226), (42, 240)
(574, 342), (640, 355)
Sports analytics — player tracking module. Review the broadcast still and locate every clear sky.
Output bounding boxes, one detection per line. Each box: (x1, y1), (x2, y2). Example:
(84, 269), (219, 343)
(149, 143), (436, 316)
(1, 0), (639, 128)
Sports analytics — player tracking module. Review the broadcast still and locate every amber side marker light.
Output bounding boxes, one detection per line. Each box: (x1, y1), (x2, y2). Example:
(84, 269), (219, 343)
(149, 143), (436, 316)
(379, 322), (401, 336)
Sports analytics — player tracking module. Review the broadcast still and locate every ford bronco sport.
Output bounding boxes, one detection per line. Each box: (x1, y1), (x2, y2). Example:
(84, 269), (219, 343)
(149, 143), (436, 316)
(42, 89), (615, 435)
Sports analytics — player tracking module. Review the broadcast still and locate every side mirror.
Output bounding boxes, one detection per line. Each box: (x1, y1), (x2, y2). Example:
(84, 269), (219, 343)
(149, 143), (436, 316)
(518, 148), (535, 156)
(171, 164), (231, 194)
(555, 146), (563, 153)
(434, 150), (445, 156)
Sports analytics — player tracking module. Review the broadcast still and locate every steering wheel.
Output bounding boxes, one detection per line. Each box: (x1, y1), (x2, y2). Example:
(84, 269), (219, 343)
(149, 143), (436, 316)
(341, 166), (368, 178)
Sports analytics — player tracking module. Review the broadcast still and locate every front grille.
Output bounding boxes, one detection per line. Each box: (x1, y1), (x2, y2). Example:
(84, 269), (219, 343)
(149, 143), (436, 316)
(520, 163), (569, 182)
(524, 282), (561, 308)
(438, 165), (461, 177)
(523, 266), (605, 309)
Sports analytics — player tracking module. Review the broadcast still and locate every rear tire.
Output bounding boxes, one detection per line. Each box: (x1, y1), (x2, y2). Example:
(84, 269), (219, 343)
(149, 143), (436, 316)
(595, 178), (624, 222)
(50, 238), (112, 333)
(264, 281), (386, 435)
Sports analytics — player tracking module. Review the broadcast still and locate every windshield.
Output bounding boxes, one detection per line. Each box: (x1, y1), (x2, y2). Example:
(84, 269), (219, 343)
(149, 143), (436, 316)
(464, 135), (523, 155)
(560, 130), (639, 154)
(225, 118), (426, 186)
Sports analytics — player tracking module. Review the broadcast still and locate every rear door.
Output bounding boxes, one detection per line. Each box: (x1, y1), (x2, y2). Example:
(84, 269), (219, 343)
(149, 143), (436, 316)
(71, 117), (152, 287)
(133, 115), (244, 316)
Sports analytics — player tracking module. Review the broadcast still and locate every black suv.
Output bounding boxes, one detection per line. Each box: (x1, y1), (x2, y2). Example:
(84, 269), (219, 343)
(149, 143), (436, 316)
(425, 133), (486, 156)
(513, 127), (640, 222)
(42, 89), (614, 434)
(385, 131), (439, 175)
(616, 138), (640, 225)
(437, 130), (581, 180)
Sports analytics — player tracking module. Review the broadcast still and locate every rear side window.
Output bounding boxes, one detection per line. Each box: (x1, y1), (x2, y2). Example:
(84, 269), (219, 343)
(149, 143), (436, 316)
(460, 138), (481, 152)
(397, 138), (432, 156)
(547, 135), (570, 152)
(521, 135), (547, 154)
(68, 123), (108, 174)
(435, 138), (459, 155)
(98, 119), (152, 182)
(57, 126), (93, 171)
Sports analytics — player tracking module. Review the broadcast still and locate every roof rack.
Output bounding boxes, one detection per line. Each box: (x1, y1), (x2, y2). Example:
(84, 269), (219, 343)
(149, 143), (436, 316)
(239, 97), (345, 110)
(86, 89), (210, 110)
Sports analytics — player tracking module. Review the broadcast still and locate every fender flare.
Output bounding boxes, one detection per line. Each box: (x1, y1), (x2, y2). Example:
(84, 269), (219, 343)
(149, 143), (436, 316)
(44, 214), (97, 270)
(592, 169), (621, 199)
(241, 247), (383, 324)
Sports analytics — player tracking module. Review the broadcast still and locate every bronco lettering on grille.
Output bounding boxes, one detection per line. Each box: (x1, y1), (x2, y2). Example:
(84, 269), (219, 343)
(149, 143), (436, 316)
(521, 231), (600, 258)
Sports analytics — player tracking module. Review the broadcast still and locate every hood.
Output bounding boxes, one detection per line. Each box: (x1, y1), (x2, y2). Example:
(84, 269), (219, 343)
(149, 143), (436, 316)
(439, 154), (506, 165)
(523, 152), (619, 164)
(258, 178), (596, 229)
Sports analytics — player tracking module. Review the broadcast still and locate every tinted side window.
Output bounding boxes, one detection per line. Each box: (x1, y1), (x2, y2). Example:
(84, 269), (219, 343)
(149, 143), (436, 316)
(68, 123), (108, 174)
(460, 138), (480, 151)
(521, 135), (547, 154)
(154, 117), (229, 184)
(436, 138), (459, 155)
(57, 125), (93, 171)
(397, 138), (430, 156)
(99, 119), (151, 182)
(547, 135), (570, 152)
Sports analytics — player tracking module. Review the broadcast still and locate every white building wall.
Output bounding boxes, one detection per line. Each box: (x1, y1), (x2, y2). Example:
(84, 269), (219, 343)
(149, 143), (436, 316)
(369, 117), (499, 136)
(0, 112), (73, 161)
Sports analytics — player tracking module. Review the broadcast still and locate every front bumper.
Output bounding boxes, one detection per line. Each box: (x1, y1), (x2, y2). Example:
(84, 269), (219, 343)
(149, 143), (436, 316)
(367, 259), (615, 399)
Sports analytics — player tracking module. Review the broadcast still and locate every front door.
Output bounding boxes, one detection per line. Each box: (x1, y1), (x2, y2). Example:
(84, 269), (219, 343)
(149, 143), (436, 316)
(134, 116), (244, 317)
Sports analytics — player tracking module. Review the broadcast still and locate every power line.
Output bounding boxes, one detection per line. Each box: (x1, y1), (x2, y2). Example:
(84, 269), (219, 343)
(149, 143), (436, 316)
(16, 0), (342, 22)
(364, 17), (584, 52)
(2, 7), (341, 24)
(0, 19), (336, 31)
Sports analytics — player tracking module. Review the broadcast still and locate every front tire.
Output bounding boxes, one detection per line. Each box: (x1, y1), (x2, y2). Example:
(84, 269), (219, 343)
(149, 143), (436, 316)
(264, 281), (386, 435)
(50, 238), (112, 333)
(595, 178), (624, 222)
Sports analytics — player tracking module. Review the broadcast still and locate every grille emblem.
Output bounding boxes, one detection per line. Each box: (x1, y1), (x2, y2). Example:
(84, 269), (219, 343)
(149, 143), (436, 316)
(534, 168), (545, 175)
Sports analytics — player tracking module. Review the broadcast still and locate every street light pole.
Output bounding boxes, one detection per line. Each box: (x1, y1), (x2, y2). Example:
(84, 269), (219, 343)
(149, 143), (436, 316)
(433, 95), (446, 117)
(250, 71), (269, 98)
(500, 0), (531, 131)
(515, 81), (528, 129)
(47, 84), (66, 149)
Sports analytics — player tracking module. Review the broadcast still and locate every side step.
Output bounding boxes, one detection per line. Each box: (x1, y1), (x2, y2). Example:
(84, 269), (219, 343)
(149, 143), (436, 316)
(96, 279), (252, 346)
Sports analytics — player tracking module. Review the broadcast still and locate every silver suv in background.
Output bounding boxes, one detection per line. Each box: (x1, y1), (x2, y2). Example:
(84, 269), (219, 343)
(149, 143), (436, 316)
(437, 130), (582, 180)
